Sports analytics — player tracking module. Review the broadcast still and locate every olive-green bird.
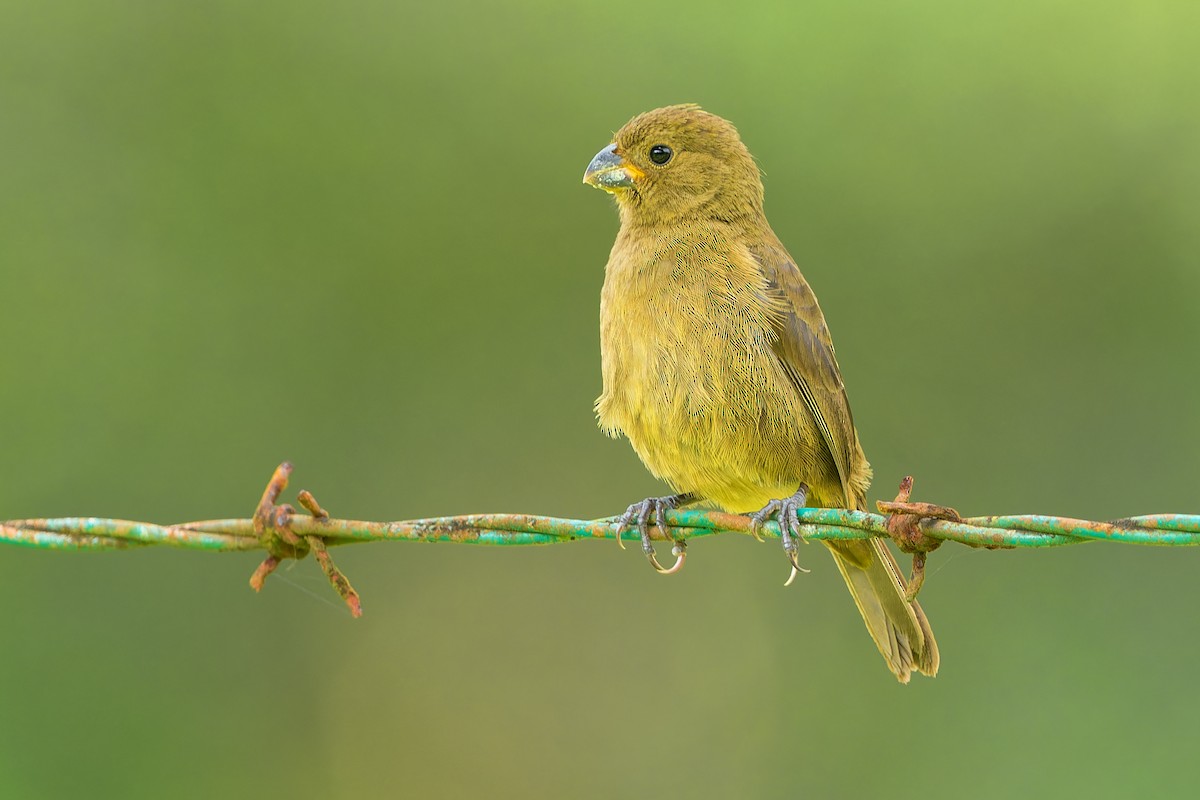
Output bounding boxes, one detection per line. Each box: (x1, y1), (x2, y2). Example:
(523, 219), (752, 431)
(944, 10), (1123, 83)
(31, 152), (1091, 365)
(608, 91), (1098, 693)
(583, 104), (937, 682)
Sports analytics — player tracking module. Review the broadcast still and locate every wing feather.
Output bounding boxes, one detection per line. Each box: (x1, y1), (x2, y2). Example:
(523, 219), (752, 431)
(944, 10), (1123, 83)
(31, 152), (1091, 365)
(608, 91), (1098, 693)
(748, 239), (864, 508)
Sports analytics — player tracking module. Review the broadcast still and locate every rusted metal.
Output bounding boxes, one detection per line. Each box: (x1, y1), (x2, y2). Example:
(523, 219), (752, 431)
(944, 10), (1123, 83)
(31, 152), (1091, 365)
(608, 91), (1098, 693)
(248, 555), (281, 592)
(247, 466), (361, 616)
(308, 536), (362, 618)
(876, 477), (959, 600)
(297, 490), (329, 521)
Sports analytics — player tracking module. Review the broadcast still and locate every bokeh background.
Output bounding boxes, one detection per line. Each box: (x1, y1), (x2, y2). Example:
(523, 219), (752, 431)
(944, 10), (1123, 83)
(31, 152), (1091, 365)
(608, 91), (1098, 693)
(3, 1), (1199, 797)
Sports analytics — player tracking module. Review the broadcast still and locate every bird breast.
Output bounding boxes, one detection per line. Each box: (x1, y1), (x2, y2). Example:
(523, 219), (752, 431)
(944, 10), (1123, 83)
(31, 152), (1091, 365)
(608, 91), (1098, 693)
(595, 231), (813, 508)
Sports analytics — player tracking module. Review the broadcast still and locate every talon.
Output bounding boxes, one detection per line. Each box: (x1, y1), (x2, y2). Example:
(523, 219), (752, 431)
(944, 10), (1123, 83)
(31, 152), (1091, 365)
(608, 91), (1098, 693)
(646, 549), (666, 571)
(750, 484), (812, 583)
(784, 565), (800, 587)
(649, 540), (687, 575)
(782, 546), (810, 586)
(646, 542), (686, 575)
(616, 504), (639, 551)
(613, 493), (697, 575)
(748, 499), (781, 543)
(780, 521), (811, 586)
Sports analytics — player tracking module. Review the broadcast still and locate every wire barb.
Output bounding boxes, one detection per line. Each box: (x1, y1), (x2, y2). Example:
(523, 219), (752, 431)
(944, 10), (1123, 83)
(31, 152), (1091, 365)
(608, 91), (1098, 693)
(877, 476), (956, 600)
(247, 463), (361, 616)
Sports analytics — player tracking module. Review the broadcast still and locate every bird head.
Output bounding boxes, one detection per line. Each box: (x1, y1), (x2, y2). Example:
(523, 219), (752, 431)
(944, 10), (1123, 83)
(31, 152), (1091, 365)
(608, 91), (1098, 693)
(583, 104), (764, 227)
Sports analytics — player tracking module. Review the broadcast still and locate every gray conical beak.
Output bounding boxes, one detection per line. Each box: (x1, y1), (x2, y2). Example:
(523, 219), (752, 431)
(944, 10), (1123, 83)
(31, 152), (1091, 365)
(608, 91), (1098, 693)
(583, 143), (643, 191)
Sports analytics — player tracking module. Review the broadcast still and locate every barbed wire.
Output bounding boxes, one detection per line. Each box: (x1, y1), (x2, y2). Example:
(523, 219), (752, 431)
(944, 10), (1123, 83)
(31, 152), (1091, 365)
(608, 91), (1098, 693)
(3, 463), (1197, 615)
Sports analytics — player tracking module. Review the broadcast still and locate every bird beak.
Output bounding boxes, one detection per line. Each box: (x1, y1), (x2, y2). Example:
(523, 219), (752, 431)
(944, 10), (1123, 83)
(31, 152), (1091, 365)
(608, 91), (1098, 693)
(583, 143), (643, 191)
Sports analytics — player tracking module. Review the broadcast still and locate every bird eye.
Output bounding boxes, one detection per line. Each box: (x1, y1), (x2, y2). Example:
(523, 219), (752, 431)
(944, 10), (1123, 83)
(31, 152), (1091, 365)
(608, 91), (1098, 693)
(648, 144), (673, 165)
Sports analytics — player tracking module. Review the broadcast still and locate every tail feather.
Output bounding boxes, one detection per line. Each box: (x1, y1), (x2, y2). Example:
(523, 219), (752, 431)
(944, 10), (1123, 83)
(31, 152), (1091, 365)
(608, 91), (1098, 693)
(824, 537), (939, 682)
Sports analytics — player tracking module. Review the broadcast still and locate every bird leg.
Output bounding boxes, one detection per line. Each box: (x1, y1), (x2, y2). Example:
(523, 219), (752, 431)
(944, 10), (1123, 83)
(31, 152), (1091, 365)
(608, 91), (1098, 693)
(749, 483), (812, 587)
(617, 492), (698, 575)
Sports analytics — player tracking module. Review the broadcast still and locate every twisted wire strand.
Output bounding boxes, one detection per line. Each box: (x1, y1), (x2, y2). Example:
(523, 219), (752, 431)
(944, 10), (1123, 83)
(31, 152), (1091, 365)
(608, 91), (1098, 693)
(5, 508), (1198, 552)
(4, 463), (1196, 616)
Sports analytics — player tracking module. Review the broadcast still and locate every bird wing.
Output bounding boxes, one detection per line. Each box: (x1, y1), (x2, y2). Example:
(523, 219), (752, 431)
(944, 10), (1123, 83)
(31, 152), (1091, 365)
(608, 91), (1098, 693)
(748, 239), (860, 509)
(750, 241), (933, 680)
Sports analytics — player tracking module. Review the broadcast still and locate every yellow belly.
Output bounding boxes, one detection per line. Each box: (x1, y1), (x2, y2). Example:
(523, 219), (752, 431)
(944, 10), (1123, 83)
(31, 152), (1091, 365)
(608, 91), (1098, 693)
(596, 302), (844, 513)
(596, 234), (848, 512)
(612, 383), (844, 513)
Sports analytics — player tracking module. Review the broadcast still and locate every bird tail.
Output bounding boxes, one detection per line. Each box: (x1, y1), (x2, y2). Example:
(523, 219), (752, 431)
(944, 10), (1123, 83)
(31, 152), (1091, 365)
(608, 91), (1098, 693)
(823, 530), (939, 683)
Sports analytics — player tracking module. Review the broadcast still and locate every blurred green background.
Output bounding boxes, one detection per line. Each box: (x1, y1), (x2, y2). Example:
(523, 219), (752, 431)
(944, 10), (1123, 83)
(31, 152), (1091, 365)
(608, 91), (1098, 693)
(2, 1), (1198, 797)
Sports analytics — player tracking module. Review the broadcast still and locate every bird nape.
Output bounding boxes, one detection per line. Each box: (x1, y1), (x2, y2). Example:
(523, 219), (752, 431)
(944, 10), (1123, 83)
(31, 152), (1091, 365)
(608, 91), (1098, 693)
(583, 104), (938, 683)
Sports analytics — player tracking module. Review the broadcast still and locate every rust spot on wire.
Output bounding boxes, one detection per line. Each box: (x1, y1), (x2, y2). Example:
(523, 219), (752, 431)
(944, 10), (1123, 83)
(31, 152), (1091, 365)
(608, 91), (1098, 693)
(249, 463), (362, 617)
(876, 476), (957, 601)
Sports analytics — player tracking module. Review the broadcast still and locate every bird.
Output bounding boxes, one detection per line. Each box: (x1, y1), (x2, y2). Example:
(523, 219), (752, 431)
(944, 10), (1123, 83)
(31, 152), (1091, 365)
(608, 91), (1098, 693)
(582, 104), (937, 682)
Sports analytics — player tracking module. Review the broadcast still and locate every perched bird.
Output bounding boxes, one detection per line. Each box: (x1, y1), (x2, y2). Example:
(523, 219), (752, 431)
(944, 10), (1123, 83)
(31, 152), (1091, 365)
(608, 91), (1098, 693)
(582, 104), (937, 682)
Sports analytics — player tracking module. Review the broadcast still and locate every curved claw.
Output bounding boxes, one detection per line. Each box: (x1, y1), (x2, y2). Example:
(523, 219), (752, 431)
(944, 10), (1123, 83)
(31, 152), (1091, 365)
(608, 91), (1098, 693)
(779, 497), (812, 586)
(781, 547), (811, 586)
(616, 505), (637, 551)
(645, 497), (686, 576)
(748, 499), (782, 543)
(750, 484), (812, 585)
(647, 541), (687, 575)
(615, 495), (690, 576)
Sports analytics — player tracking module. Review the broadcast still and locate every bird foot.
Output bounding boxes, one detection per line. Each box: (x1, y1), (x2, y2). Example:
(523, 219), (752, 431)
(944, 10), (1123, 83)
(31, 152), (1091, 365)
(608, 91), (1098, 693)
(617, 493), (696, 575)
(749, 483), (812, 586)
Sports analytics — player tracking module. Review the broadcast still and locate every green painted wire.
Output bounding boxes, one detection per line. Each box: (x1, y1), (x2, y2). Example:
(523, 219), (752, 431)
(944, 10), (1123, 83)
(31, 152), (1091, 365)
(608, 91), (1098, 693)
(4, 508), (1199, 553)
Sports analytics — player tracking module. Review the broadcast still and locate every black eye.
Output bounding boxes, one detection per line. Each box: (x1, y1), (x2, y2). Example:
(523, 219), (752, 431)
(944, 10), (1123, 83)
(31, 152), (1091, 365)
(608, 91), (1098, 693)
(648, 144), (673, 165)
